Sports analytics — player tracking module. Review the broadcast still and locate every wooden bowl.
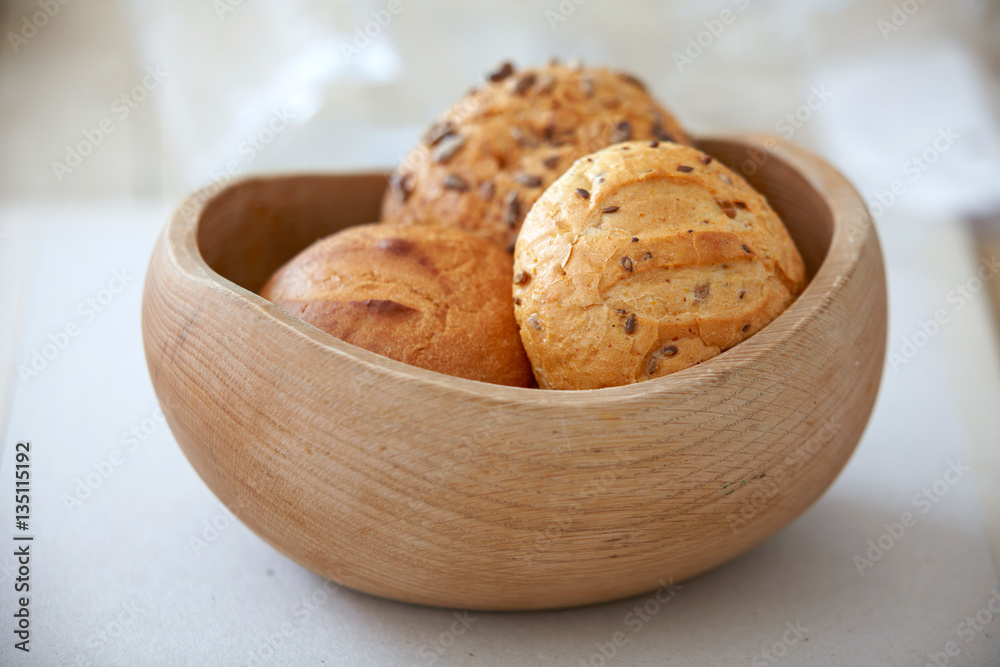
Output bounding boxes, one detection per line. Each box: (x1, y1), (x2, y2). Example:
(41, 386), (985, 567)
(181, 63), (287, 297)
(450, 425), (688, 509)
(142, 134), (886, 611)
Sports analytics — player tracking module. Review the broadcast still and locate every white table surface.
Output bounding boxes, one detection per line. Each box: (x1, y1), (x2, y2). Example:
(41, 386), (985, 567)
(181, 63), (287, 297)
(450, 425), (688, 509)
(0, 200), (998, 666)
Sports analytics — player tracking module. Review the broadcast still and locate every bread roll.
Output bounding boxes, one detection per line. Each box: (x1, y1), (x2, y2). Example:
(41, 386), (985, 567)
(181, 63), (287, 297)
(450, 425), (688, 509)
(513, 141), (806, 390)
(382, 61), (691, 251)
(261, 223), (534, 387)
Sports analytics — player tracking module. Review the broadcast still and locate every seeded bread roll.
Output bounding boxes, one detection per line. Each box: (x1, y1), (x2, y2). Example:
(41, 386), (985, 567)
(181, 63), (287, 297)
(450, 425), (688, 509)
(382, 61), (691, 252)
(513, 141), (807, 390)
(260, 223), (534, 387)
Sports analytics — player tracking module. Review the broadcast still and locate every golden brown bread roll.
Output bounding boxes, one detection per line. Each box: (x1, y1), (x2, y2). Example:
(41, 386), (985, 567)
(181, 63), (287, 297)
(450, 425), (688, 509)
(382, 61), (691, 252)
(513, 141), (807, 390)
(260, 223), (534, 387)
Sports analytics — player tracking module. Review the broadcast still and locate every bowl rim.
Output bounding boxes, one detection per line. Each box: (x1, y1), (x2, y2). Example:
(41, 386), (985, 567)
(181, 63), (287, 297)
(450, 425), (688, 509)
(167, 132), (871, 406)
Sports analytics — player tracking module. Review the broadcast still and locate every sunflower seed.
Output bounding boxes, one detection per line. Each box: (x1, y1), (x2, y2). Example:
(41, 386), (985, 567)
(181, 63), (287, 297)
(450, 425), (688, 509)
(610, 120), (633, 143)
(432, 134), (466, 163)
(488, 62), (514, 82)
(514, 173), (543, 188)
(424, 120), (455, 146)
(503, 190), (521, 227)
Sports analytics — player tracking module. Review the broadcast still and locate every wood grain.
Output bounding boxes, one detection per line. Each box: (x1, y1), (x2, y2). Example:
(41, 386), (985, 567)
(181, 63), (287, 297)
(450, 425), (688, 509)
(141, 135), (887, 610)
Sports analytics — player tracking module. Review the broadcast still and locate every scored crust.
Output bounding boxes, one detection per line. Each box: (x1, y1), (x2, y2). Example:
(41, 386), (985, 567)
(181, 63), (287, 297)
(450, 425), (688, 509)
(260, 223), (534, 387)
(512, 141), (807, 390)
(381, 61), (691, 251)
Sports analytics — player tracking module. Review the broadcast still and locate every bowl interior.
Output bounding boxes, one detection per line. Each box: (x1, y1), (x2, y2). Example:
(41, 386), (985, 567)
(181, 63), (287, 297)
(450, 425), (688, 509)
(196, 140), (832, 295)
(196, 172), (387, 295)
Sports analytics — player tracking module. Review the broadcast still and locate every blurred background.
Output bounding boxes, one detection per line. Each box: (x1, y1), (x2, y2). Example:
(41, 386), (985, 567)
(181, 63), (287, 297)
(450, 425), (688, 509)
(3, 1), (1000, 663)
(1, 0), (999, 205)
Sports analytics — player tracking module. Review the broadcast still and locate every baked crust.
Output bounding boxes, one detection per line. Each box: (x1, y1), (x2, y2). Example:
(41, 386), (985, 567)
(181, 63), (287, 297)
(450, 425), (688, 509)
(261, 223), (534, 387)
(512, 141), (807, 390)
(381, 61), (691, 251)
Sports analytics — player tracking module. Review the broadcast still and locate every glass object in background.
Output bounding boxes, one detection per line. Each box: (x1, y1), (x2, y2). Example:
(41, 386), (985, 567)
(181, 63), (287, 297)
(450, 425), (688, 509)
(126, 0), (1000, 224)
(126, 0), (404, 198)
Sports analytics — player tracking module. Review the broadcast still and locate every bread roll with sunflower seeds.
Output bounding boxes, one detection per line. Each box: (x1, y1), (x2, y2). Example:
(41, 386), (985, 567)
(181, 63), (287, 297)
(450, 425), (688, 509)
(382, 61), (691, 251)
(512, 141), (806, 390)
